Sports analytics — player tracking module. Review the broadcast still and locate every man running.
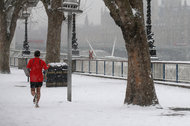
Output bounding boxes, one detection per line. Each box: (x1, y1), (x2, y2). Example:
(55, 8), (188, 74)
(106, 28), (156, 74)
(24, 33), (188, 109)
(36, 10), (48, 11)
(27, 50), (48, 108)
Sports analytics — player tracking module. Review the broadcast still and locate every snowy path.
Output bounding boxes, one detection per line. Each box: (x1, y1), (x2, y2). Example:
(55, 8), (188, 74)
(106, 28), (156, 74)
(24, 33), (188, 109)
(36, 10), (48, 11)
(0, 68), (190, 126)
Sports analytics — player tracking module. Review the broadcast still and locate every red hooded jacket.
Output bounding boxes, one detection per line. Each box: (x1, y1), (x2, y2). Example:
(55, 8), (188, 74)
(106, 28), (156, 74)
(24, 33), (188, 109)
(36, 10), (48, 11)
(27, 57), (48, 82)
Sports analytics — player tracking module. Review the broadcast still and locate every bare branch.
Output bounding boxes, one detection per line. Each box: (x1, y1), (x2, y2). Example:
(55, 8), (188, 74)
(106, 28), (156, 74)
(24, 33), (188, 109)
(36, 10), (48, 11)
(4, 0), (12, 10)
(41, 0), (51, 14)
(7, 0), (26, 42)
(103, 0), (122, 27)
(41, 0), (65, 20)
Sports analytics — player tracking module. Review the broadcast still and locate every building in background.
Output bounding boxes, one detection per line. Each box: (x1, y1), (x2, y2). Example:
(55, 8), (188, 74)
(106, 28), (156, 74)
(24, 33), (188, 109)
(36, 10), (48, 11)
(152, 0), (190, 47)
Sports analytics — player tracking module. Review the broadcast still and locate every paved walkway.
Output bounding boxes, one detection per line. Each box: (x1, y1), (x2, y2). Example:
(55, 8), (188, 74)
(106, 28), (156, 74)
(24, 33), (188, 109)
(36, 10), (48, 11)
(0, 68), (190, 126)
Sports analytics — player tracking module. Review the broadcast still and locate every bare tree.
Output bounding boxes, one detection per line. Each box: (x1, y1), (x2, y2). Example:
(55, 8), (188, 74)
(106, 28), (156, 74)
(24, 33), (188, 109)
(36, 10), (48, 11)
(0, 0), (25, 73)
(41, 0), (65, 64)
(103, 0), (159, 106)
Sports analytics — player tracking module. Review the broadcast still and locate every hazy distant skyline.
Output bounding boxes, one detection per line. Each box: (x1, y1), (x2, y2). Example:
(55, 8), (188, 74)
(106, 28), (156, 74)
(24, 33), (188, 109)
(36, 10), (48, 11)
(28, 0), (105, 29)
(22, 0), (190, 31)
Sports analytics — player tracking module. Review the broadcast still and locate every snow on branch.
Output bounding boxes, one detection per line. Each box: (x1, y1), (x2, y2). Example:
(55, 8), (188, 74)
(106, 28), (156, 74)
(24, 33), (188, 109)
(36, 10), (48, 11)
(45, 0), (52, 9)
(111, 0), (119, 10)
(128, 0), (142, 18)
(131, 8), (140, 17)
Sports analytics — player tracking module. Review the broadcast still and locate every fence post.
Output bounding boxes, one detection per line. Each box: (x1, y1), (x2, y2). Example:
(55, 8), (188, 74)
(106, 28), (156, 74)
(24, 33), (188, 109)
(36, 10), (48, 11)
(96, 60), (98, 74)
(151, 63), (153, 78)
(151, 63), (153, 72)
(14, 57), (16, 67)
(163, 63), (165, 81)
(104, 60), (106, 75)
(121, 62), (123, 77)
(176, 64), (178, 83)
(81, 60), (83, 73)
(112, 61), (114, 76)
(89, 60), (90, 73)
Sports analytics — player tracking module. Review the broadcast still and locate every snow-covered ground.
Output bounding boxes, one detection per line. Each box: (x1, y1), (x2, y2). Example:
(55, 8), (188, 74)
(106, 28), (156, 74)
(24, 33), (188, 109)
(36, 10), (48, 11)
(0, 68), (190, 126)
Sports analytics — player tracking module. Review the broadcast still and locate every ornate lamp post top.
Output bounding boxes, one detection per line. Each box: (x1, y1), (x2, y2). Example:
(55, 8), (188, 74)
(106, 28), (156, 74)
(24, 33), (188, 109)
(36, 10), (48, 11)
(18, 0), (39, 19)
(58, 0), (82, 13)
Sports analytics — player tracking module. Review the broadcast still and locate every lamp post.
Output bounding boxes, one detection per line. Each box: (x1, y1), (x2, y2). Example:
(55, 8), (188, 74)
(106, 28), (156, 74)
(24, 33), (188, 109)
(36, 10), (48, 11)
(19, 1), (39, 55)
(146, 0), (156, 57)
(22, 8), (31, 55)
(58, 0), (82, 102)
(72, 13), (79, 55)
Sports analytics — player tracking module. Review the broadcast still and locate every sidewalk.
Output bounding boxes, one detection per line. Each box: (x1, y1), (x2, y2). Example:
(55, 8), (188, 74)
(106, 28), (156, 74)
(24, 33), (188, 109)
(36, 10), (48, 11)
(0, 68), (190, 126)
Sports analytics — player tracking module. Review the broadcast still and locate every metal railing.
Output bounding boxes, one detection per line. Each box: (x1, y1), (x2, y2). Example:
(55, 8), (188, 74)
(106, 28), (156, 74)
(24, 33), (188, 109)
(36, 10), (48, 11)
(75, 59), (128, 78)
(9, 57), (19, 67)
(75, 59), (190, 84)
(9, 56), (190, 84)
(151, 61), (190, 83)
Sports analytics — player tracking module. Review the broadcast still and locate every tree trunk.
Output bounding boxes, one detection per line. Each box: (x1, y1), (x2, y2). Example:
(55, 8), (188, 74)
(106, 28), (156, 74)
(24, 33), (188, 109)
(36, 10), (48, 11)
(0, 17), (11, 73)
(0, 41), (10, 74)
(0, 11), (11, 73)
(46, 15), (63, 64)
(0, 1), (25, 73)
(124, 28), (158, 105)
(103, 0), (159, 106)
(41, 0), (65, 64)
